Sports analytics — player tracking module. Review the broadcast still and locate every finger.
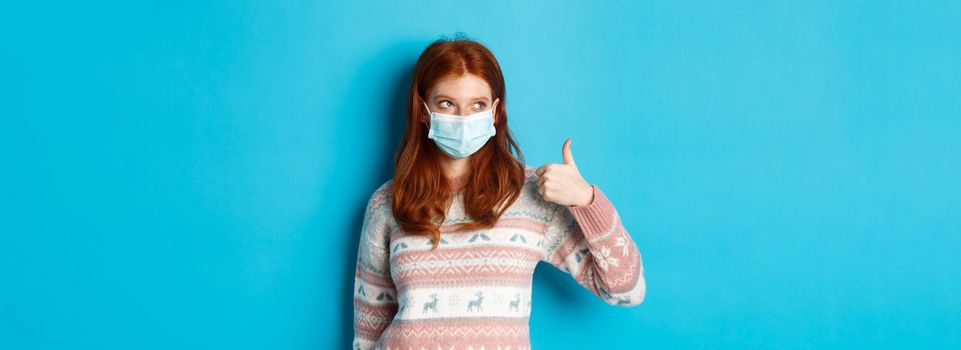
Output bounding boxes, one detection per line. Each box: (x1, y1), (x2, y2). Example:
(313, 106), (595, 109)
(562, 138), (575, 166)
(536, 164), (548, 176)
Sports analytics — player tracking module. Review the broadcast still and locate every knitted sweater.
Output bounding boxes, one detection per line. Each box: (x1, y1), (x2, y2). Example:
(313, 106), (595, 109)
(352, 166), (646, 350)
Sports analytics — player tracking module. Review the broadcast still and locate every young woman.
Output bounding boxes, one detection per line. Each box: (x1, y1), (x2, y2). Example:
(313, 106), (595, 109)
(352, 37), (646, 350)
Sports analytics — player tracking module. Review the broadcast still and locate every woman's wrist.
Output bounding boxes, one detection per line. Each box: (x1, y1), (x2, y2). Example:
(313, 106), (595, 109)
(570, 183), (596, 207)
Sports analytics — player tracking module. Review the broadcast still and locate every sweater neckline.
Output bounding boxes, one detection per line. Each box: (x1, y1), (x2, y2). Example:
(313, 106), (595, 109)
(447, 174), (467, 193)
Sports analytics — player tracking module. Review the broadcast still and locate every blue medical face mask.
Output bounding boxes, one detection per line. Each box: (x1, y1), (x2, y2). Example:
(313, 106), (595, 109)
(423, 101), (497, 159)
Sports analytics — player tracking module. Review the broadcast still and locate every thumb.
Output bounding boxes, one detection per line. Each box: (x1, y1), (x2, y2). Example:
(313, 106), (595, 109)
(562, 138), (576, 166)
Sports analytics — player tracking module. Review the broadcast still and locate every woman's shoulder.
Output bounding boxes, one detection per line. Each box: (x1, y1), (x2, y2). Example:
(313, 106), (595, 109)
(366, 179), (394, 211)
(522, 165), (542, 192)
(516, 165), (559, 214)
(523, 165), (538, 180)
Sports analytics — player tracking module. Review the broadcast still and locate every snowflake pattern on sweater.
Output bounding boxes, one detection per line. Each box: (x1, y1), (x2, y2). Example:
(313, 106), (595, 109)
(353, 166), (646, 350)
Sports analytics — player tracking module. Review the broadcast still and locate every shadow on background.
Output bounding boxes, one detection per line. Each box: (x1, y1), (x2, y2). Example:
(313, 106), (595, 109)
(335, 41), (420, 349)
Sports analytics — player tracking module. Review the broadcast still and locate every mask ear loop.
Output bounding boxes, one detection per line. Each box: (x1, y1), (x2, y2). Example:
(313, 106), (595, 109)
(421, 100), (434, 127)
(422, 100), (435, 123)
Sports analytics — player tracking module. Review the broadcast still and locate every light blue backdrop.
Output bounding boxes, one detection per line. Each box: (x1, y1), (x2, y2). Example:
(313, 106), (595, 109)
(2, 1), (959, 349)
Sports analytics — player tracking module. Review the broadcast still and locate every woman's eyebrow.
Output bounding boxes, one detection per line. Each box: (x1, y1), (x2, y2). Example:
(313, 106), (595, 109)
(434, 95), (490, 102)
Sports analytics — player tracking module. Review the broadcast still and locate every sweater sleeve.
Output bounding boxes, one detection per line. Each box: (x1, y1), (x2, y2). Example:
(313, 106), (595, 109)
(352, 188), (399, 349)
(541, 184), (646, 307)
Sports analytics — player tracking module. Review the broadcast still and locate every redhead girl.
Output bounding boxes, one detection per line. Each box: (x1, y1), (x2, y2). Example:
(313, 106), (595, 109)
(352, 37), (646, 350)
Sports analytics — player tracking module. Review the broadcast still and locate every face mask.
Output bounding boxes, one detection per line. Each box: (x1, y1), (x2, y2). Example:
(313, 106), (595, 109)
(423, 101), (497, 159)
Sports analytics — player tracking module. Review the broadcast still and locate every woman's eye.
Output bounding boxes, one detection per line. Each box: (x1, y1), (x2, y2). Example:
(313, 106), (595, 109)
(473, 102), (486, 109)
(439, 101), (452, 108)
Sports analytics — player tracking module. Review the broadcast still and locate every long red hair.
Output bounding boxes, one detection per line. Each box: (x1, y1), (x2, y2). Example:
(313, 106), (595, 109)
(392, 37), (526, 251)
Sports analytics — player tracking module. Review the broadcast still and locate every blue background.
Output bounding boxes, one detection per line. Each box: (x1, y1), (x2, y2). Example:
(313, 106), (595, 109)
(2, 1), (960, 348)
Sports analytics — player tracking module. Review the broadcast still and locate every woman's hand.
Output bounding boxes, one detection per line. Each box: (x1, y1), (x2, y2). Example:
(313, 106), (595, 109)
(536, 138), (595, 207)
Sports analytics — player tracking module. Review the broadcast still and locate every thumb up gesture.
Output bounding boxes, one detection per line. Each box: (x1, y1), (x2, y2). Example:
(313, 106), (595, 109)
(536, 138), (595, 207)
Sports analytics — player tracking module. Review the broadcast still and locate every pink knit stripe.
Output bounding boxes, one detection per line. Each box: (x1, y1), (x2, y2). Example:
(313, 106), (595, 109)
(524, 166), (537, 178)
(383, 317), (529, 349)
(354, 297), (397, 340)
(355, 264), (395, 288)
(369, 180), (393, 206)
(395, 276), (532, 289)
(395, 263), (532, 282)
(438, 216), (548, 234)
(354, 296), (399, 317)
(392, 245), (543, 266)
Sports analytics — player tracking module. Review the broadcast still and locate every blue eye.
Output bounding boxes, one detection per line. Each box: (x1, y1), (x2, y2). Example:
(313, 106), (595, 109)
(474, 102), (486, 109)
(439, 100), (453, 108)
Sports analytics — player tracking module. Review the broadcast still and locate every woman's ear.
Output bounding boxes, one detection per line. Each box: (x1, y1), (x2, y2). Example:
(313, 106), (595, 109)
(492, 98), (500, 123)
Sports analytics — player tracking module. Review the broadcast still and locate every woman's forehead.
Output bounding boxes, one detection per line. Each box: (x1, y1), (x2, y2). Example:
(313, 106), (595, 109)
(429, 74), (492, 100)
